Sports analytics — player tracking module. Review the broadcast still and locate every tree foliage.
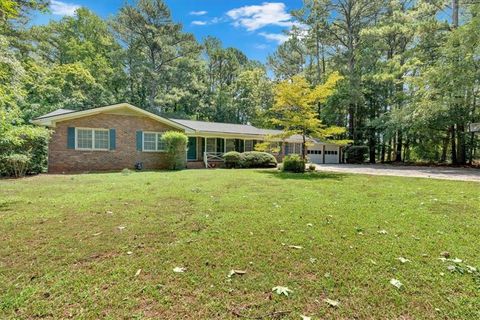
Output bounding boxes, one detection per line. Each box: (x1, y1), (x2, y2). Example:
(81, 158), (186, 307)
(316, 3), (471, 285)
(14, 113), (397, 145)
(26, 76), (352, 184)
(270, 72), (345, 159)
(1, 0), (478, 167)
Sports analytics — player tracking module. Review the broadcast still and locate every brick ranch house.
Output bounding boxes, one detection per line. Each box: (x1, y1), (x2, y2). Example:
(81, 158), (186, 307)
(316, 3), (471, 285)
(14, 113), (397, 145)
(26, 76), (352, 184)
(32, 103), (342, 173)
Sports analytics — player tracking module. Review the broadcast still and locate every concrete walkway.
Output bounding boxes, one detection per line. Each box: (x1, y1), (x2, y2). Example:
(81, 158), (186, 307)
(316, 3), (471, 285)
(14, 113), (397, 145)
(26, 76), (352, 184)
(314, 164), (480, 182)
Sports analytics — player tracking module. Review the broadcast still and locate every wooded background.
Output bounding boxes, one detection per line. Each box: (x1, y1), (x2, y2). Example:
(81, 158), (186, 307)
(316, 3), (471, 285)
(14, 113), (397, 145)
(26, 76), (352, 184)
(1, 0), (479, 164)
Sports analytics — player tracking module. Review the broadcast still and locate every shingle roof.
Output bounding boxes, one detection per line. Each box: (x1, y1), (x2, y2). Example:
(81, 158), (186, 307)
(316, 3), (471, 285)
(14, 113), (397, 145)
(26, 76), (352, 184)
(35, 108), (75, 119)
(33, 105), (331, 144)
(170, 118), (283, 136)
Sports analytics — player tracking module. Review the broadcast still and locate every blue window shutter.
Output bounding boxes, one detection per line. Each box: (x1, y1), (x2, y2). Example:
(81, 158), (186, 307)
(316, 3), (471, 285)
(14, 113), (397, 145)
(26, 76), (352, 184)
(136, 131), (143, 151)
(109, 129), (116, 150)
(67, 127), (75, 149)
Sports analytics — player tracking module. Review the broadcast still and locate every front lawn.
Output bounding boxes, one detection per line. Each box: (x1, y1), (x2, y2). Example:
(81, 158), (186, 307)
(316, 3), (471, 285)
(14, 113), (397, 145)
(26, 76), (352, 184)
(1, 170), (479, 319)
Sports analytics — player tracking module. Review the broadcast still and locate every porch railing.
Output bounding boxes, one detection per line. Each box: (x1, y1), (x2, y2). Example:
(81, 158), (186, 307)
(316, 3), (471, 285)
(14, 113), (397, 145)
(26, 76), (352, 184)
(204, 152), (224, 168)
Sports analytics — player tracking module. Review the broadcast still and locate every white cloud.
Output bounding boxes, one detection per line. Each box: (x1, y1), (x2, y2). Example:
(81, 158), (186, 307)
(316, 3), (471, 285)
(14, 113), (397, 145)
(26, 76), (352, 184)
(190, 10), (208, 16)
(191, 17), (223, 26)
(227, 2), (293, 31)
(50, 0), (80, 16)
(191, 20), (208, 26)
(259, 32), (289, 44)
(254, 43), (269, 50)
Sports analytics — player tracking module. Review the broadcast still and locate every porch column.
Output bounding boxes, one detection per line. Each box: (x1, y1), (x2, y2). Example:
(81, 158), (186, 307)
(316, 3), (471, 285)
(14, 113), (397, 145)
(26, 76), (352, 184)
(224, 138), (226, 153)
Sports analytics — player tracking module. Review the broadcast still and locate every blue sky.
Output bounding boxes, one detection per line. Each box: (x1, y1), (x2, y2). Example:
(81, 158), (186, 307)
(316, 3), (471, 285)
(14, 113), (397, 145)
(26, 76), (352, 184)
(33, 0), (303, 63)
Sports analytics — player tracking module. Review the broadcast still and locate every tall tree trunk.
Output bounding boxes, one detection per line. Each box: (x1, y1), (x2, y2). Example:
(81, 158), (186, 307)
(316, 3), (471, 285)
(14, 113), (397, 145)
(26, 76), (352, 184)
(452, 0), (459, 28)
(369, 132), (376, 163)
(348, 105), (355, 140)
(403, 138), (410, 162)
(441, 129), (450, 163)
(469, 132), (475, 165)
(380, 135), (386, 163)
(457, 123), (466, 164)
(315, 26), (322, 83)
(450, 125), (457, 164)
(395, 130), (402, 162)
(387, 138), (393, 162)
(321, 43), (326, 76)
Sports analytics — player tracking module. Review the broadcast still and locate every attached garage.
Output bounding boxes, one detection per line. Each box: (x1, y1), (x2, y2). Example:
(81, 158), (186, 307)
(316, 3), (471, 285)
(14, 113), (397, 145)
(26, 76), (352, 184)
(307, 144), (323, 164)
(306, 143), (341, 164)
(324, 146), (340, 164)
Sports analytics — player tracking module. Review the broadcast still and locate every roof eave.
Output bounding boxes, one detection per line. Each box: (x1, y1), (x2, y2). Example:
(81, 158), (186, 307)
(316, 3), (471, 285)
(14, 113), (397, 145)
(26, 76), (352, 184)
(31, 103), (194, 133)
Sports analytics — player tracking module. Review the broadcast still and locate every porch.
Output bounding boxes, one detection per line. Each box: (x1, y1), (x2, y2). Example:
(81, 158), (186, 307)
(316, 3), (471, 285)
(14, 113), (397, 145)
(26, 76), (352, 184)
(186, 136), (304, 168)
(187, 136), (264, 168)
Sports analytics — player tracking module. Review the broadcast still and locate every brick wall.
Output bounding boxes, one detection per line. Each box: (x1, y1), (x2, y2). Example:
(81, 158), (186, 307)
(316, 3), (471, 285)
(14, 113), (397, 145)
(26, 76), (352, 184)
(48, 113), (180, 173)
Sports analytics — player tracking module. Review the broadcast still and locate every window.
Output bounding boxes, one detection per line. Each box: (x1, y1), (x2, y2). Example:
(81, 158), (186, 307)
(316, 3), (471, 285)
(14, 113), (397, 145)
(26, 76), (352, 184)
(76, 128), (109, 150)
(291, 143), (302, 154)
(143, 132), (166, 152)
(94, 130), (109, 149)
(206, 138), (216, 152)
(226, 139), (235, 152)
(245, 140), (253, 152)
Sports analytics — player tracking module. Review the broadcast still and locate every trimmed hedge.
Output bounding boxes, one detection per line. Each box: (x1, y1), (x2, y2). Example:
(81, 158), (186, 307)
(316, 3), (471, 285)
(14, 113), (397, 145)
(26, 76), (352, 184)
(242, 151), (277, 168)
(345, 145), (368, 164)
(222, 151), (277, 168)
(223, 151), (242, 168)
(282, 154), (305, 173)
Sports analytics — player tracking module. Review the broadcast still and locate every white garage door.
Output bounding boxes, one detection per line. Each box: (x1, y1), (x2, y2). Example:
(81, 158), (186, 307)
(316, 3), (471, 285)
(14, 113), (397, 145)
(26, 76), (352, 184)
(307, 145), (323, 164)
(324, 147), (339, 164)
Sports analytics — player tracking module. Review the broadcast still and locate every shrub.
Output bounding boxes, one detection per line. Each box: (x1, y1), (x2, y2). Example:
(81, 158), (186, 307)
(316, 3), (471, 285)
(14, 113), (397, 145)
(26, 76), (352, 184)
(282, 154), (305, 173)
(161, 131), (188, 170)
(0, 125), (50, 176)
(240, 151), (277, 168)
(223, 151), (242, 168)
(345, 145), (368, 164)
(308, 163), (316, 171)
(2, 154), (31, 178)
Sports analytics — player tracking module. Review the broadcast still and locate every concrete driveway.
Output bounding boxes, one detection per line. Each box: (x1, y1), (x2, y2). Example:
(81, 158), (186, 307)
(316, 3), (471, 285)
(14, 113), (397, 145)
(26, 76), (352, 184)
(314, 163), (480, 182)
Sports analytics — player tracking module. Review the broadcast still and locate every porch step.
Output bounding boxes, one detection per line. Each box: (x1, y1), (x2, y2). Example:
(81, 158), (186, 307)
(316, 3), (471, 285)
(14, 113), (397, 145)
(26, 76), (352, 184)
(186, 161), (205, 169)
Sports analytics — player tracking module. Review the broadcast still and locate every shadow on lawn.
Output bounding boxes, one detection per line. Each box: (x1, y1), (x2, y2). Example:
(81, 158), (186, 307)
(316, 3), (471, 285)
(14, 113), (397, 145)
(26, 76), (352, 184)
(257, 170), (345, 180)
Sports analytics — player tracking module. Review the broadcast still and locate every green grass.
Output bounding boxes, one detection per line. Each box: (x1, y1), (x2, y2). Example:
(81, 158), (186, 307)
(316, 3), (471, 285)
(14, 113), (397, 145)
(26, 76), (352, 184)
(1, 169), (479, 319)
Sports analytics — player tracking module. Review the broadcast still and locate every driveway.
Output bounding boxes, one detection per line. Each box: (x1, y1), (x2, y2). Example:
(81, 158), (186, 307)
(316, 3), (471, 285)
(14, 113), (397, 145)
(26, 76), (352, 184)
(314, 164), (480, 182)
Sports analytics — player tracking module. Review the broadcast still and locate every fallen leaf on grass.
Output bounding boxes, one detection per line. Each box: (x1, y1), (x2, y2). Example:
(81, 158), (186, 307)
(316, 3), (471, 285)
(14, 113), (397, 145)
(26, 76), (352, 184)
(466, 266), (477, 273)
(272, 286), (293, 296)
(117, 226), (126, 231)
(398, 257), (410, 264)
(306, 223), (313, 227)
(288, 245), (303, 250)
(228, 269), (246, 278)
(377, 230), (388, 235)
(173, 267), (186, 273)
(390, 278), (403, 289)
(324, 298), (340, 307)
(438, 257), (462, 263)
(92, 232), (102, 236)
(127, 251), (133, 255)
(135, 269), (142, 277)
(300, 315), (312, 320)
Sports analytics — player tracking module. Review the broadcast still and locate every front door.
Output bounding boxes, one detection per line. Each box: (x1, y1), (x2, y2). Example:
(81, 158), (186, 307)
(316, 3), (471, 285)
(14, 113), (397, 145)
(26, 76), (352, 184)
(187, 137), (197, 160)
